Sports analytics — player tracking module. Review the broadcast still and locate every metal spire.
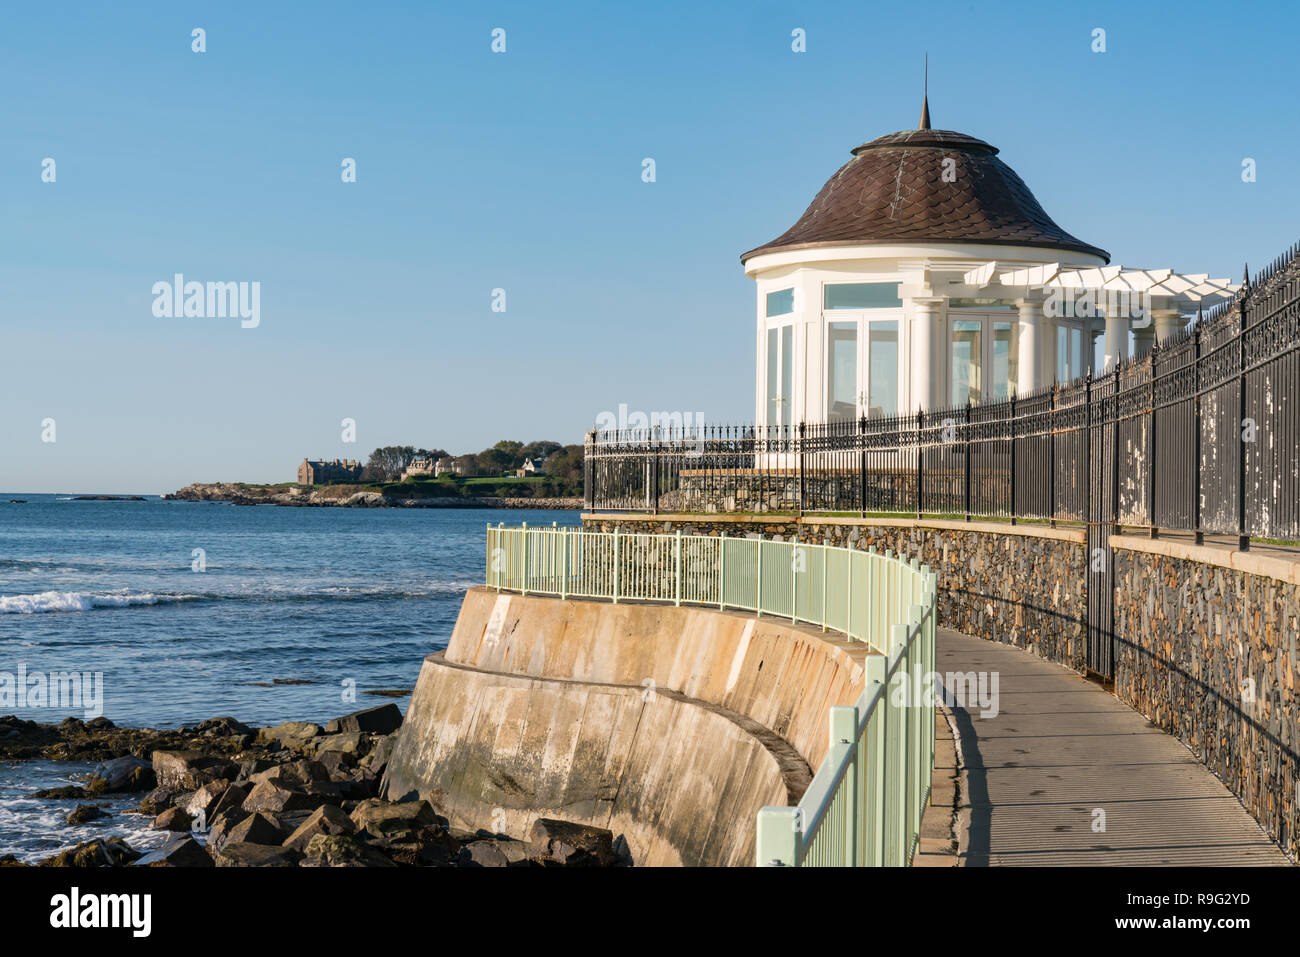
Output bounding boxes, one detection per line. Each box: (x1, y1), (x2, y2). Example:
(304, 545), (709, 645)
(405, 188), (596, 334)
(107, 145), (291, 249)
(919, 54), (931, 130)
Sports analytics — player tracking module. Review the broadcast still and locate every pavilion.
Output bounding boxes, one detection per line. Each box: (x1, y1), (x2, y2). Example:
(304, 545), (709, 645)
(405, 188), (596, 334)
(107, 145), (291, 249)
(741, 97), (1237, 426)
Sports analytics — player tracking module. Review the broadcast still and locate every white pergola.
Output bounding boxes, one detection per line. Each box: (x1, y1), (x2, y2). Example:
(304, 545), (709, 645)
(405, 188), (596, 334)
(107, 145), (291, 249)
(963, 262), (1240, 371)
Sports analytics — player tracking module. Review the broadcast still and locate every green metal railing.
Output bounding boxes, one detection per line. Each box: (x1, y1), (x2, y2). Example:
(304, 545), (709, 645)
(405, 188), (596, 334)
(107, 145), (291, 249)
(485, 521), (937, 867)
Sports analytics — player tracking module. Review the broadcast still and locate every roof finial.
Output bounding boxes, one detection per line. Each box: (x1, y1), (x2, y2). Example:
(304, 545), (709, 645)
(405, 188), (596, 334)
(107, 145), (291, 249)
(918, 53), (931, 130)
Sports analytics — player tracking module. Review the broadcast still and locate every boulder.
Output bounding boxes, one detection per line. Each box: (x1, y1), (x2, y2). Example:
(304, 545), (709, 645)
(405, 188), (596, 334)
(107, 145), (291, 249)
(222, 812), (283, 846)
(136, 786), (177, 815)
(242, 781), (325, 815)
(528, 819), (617, 866)
(207, 807), (251, 850)
(361, 732), (398, 775)
(256, 722), (324, 751)
(33, 785), (88, 800)
(186, 778), (232, 817)
(151, 807), (192, 832)
(249, 759), (329, 790)
(302, 834), (395, 867)
(349, 798), (438, 838)
(212, 842), (302, 867)
(368, 826), (460, 867)
(66, 804), (109, 826)
(132, 835), (213, 867)
(193, 716), (254, 737)
(317, 750), (355, 776)
(326, 704), (402, 735)
(282, 805), (355, 853)
(206, 781), (250, 820)
(457, 840), (510, 867)
(314, 732), (372, 758)
(88, 755), (155, 793)
(39, 838), (139, 867)
(151, 750), (237, 790)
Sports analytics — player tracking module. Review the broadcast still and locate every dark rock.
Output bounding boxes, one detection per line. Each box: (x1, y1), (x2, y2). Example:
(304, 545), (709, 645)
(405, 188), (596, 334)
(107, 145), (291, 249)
(235, 756), (273, 781)
(302, 834), (395, 867)
(212, 842), (302, 867)
(66, 804), (110, 826)
(458, 840), (510, 867)
(39, 838), (139, 867)
(528, 819), (617, 866)
(222, 812), (283, 846)
(207, 807), (250, 849)
(362, 732), (397, 775)
(248, 759), (328, 790)
(151, 807), (192, 832)
(349, 798), (438, 839)
(242, 781), (326, 815)
(206, 782), (250, 821)
(326, 704), (402, 735)
(88, 755), (155, 793)
(317, 750), (355, 775)
(132, 834), (213, 867)
(86, 717), (116, 731)
(256, 722), (324, 751)
(136, 786), (177, 815)
(151, 750), (237, 790)
(194, 716), (254, 736)
(32, 786), (88, 800)
(282, 805), (355, 853)
(314, 732), (372, 758)
(187, 778), (232, 818)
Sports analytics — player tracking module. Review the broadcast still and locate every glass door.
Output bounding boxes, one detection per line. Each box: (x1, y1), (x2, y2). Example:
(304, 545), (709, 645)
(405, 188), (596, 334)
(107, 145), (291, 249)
(766, 325), (794, 427)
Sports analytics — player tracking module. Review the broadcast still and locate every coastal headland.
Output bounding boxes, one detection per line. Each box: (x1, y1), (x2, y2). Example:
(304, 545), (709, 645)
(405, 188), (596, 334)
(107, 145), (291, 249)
(164, 483), (581, 510)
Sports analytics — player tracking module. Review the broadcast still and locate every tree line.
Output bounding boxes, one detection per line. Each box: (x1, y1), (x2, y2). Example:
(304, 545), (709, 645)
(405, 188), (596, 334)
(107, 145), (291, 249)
(361, 441), (583, 484)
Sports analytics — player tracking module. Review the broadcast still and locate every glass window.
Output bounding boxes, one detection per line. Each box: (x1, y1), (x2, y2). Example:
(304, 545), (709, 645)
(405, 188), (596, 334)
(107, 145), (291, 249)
(781, 326), (793, 424)
(766, 328), (779, 423)
(868, 321), (898, 419)
(766, 288), (794, 317)
(991, 321), (1018, 400)
(826, 322), (857, 423)
(1056, 325), (1086, 382)
(951, 320), (982, 406)
(824, 282), (902, 310)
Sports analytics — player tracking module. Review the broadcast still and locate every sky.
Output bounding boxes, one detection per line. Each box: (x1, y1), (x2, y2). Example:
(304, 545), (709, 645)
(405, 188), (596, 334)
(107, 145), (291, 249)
(2, 0), (1297, 494)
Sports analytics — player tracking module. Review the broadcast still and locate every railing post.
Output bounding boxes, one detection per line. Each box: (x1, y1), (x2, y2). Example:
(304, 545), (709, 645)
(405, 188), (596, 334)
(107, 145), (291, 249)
(561, 526), (569, 600)
(1048, 387), (1056, 527)
(908, 603), (926, 860)
(756, 536), (763, 617)
(583, 430), (595, 511)
(1237, 274), (1251, 551)
(798, 421), (806, 517)
(755, 806), (801, 867)
(915, 407), (924, 519)
(1008, 394), (1017, 524)
(791, 540), (799, 623)
(889, 622), (909, 866)
(520, 521), (529, 595)
(651, 427), (660, 515)
(612, 525), (620, 604)
(964, 399), (972, 522)
(829, 705), (859, 865)
(718, 531), (726, 609)
(1193, 321), (1204, 546)
(821, 541), (829, 632)
(859, 414), (867, 519)
(866, 654), (887, 866)
(674, 529), (682, 607)
(496, 522), (504, 590)
(1148, 342), (1159, 539)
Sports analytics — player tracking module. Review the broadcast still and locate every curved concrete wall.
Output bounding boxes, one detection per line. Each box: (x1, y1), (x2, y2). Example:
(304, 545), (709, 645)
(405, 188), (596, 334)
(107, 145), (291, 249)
(444, 587), (870, 770)
(382, 654), (800, 866)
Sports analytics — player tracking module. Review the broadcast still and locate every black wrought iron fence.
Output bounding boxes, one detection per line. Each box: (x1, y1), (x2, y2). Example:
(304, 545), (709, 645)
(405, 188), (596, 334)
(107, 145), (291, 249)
(586, 241), (1300, 549)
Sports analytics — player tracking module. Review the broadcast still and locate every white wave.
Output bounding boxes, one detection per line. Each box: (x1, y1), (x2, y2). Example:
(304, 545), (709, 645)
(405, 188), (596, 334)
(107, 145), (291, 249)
(0, 589), (181, 614)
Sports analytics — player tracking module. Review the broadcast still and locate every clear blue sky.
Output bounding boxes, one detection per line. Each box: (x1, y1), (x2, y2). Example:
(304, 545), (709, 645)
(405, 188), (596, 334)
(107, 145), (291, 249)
(2, 0), (1296, 493)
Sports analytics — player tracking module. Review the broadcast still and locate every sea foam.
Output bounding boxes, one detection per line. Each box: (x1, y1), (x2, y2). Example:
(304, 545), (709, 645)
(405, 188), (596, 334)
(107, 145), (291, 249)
(0, 589), (166, 614)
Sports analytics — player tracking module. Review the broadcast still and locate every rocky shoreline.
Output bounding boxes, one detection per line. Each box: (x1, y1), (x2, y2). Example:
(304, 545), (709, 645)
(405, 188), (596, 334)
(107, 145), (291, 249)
(0, 707), (623, 868)
(163, 483), (582, 510)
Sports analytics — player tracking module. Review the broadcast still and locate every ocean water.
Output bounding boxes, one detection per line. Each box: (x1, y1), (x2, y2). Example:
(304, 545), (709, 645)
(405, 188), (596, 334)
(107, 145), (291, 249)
(0, 494), (577, 860)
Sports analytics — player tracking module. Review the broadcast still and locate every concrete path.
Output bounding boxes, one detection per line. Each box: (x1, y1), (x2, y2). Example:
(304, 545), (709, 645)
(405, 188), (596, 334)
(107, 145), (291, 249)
(937, 629), (1289, 866)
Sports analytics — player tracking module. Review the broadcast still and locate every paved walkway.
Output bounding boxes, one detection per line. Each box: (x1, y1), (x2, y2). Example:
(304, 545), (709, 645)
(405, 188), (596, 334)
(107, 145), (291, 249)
(937, 629), (1289, 866)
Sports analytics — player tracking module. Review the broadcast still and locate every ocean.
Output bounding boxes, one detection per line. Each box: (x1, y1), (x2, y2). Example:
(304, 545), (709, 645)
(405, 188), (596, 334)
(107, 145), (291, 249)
(0, 494), (578, 860)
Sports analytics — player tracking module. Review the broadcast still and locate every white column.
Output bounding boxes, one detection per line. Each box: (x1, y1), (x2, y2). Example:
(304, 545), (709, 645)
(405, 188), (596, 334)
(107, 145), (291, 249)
(1103, 309), (1128, 371)
(910, 299), (942, 411)
(1152, 308), (1184, 345)
(1016, 297), (1043, 395)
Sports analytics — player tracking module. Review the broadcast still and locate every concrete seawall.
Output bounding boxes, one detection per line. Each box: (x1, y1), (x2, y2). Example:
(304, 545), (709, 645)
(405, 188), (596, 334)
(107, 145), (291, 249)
(381, 587), (873, 866)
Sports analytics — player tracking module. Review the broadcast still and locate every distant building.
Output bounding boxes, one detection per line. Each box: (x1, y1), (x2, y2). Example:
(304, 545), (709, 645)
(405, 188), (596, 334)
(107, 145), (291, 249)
(298, 458), (364, 485)
(400, 457), (437, 482)
(515, 457), (546, 478)
(438, 457), (473, 477)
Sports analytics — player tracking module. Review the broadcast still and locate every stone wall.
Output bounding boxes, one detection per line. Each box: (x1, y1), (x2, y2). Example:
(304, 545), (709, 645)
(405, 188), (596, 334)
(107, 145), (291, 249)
(582, 514), (1088, 671)
(1112, 537), (1300, 858)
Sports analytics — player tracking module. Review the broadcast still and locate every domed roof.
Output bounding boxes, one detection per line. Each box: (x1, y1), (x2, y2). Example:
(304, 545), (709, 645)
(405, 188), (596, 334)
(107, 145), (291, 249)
(741, 125), (1109, 264)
